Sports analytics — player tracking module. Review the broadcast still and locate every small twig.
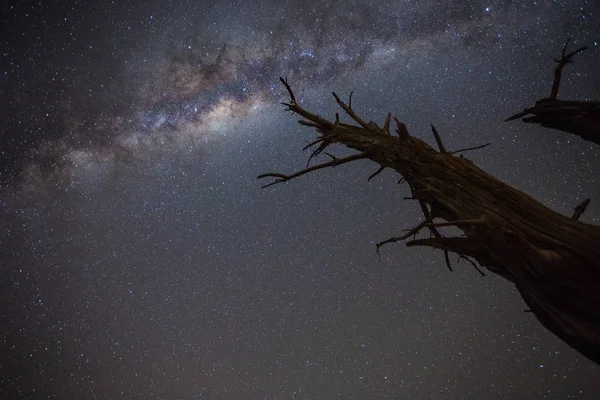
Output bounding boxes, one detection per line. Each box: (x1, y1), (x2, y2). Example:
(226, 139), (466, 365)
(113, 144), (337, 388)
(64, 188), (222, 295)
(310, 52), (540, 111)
(398, 177), (406, 185)
(368, 166), (386, 181)
(279, 78), (334, 130)
(457, 255), (486, 276)
(561, 38), (571, 59)
(431, 125), (447, 153)
(348, 91), (353, 110)
(258, 152), (368, 188)
(306, 141), (330, 167)
(444, 251), (453, 272)
(376, 215), (435, 257)
(332, 91), (371, 130)
(559, 38), (588, 61)
(324, 152), (337, 161)
(303, 137), (325, 151)
(449, 143), (492, 155)
(505, 110), (530, 122)
(572, 198), (591, 220)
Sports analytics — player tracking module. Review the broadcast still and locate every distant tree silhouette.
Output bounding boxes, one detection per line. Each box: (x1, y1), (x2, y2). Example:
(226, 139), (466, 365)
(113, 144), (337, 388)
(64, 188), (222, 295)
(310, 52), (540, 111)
(507, 39), (600, 146)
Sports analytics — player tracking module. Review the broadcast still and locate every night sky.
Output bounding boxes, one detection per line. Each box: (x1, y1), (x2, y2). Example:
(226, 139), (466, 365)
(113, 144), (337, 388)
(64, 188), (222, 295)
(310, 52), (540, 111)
(1, 0), (600, 399)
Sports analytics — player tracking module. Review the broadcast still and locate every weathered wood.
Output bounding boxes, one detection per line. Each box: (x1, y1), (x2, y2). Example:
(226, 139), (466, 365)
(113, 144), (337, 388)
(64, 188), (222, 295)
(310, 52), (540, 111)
(260, 79), (600, 365)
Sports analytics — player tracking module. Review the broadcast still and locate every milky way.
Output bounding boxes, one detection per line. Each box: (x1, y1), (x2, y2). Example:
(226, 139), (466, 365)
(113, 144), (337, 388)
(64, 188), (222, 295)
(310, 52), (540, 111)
(2, 1), (600, 399)
(2, 0), (568, 186)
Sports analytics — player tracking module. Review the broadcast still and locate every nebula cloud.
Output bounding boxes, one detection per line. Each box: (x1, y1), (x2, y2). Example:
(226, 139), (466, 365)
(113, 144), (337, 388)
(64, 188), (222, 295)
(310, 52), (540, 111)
(2, 0), (543, 189)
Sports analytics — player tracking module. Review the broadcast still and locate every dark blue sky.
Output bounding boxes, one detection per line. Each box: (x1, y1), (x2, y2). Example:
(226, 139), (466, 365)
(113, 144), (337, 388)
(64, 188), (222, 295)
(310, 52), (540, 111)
(1, 0), (600, 398)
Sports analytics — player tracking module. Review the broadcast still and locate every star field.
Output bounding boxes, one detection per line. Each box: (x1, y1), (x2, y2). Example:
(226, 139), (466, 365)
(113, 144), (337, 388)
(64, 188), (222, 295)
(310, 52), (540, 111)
(1, 0), (600, 399)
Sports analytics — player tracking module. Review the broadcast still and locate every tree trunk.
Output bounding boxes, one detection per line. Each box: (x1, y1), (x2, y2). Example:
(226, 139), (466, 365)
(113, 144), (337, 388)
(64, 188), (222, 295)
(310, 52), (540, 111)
(259, 78), (600, 365)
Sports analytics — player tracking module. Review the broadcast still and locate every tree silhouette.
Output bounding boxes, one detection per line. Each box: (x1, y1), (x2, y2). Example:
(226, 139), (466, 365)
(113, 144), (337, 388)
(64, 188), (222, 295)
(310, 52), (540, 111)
(259, 43), (600, 365)
(507, 39), (600, 146)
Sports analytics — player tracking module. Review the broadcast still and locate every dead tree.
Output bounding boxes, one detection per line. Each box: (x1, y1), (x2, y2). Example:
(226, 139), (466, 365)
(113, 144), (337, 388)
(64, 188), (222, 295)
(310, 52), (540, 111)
(506, 39), (600, 145)
(259, 77), (600, 365)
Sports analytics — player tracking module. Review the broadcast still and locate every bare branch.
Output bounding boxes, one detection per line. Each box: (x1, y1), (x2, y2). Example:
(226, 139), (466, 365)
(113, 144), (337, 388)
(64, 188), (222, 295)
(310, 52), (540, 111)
(457, 255), (486, 276)
(561, 38), (571, 59)
(305, 120), (340, 166)
(561, 39), (588, 61)
(449, 143), (492, 155)
(332, 91), (371, 129)
(258, 152), (368, 188)
(303, 137), (325, 151)
(376, 215), (435, 254)
(306, 141), (330, 167)
(550, 39), (588, 99)
(431, 124), (447, 153)
(324, 152), (338, 161)
(505, 110), (530, 122)
(368, 166), (386, 181)
(279, 76), (296, 103)
(444, 250), (453, 272)
(572, 198), (591, 220)
(279, 78), (334, 130)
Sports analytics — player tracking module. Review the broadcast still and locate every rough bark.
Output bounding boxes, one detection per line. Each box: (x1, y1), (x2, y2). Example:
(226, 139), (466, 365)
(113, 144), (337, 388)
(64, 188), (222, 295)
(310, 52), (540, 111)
(506, 39), (600, 146)
(259, 77), (600, 365)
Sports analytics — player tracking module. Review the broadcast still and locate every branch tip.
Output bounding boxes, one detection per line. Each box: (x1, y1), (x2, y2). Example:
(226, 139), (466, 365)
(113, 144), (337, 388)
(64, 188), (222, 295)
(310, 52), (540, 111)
(332, 91), (371, 129)
(572, 198), (591, 220)
(431, 124), (447, 153)
(279, 76), (296, 103)
(368, 166), (386, 181)
(450, 143), (492, 155)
